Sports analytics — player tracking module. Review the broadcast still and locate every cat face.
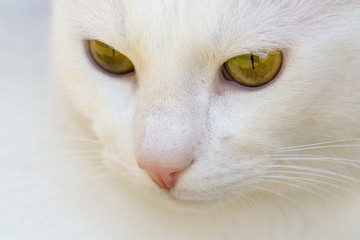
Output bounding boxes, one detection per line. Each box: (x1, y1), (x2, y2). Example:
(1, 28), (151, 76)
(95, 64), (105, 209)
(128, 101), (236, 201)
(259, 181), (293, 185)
(52, 0), (360, 209)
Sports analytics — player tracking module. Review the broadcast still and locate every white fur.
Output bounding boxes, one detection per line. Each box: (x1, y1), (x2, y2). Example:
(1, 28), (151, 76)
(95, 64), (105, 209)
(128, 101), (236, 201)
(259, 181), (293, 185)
(2, 0), (360, 239)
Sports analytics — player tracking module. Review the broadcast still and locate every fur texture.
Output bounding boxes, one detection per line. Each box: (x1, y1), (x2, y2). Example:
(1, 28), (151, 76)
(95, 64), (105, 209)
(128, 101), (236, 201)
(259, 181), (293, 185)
(2, 0), (360, 239)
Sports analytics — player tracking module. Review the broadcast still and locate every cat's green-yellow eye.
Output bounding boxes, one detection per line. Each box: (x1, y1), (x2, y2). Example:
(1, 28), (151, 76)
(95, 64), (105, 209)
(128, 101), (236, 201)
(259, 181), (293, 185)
(89, 40), (134, 74)
(223, 50), (283, 87)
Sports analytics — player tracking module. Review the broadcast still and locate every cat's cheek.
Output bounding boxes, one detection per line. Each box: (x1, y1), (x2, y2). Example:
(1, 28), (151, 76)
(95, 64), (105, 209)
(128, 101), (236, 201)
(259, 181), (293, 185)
(102, 149), (153, 187)
(98, 136), (163, 193)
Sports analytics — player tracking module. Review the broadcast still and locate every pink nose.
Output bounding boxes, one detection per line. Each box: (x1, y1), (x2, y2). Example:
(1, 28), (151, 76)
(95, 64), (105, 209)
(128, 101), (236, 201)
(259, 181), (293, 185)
(138, 161), (190, 189)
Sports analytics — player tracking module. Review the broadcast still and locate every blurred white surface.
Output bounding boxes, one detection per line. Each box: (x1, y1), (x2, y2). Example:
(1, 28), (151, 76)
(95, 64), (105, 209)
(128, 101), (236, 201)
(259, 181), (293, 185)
(0, 0), (51, 162)
(0, 0), (52, 238)
(0, 0), (51, 143)
(0, 0), (50, 70)
(0, 0), (51, 124)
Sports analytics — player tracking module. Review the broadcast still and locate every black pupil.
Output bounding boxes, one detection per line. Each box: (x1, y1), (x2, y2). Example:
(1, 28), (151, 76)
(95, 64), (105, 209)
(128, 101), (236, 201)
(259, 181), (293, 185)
(250, 54), (255, 69)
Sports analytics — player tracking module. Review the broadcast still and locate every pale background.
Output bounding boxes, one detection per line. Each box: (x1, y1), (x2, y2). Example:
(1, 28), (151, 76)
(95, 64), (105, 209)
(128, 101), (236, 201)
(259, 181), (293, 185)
(0, 0), (50, 83)
(0, 0), (51, 133)
(0, 0), (52, 236)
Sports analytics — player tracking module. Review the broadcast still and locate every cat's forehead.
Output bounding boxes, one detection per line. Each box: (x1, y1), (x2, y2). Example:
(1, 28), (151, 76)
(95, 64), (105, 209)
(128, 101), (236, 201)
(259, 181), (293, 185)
(61, 0), (346, 57)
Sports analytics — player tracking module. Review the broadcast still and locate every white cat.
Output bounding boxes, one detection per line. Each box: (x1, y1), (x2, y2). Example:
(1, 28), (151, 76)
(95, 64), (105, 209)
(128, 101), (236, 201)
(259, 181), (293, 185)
(2, 0), (360, 239)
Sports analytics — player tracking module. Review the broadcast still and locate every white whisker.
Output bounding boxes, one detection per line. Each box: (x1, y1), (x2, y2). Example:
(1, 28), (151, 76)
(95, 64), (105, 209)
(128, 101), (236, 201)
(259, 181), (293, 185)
(260, 165), (360, 185)
(280, 175), (359, 197)
(274, 144), (360, 153)
(259, 178), (328, 200)
(73, 171), (113, 184)
(276, 138), (360, 151)
(253, 186), (305, 209)
(238, 192), (258, 206)
(261, 175), (341, 200)
(55, 136), (101, 144)
(58, 150), (103, 155)
(65, 156), (103, 161)
(262, 169), (360, 195)
(61, 165), (108, 185)
(63, 174), (115, 202)
(272, 155), (360, 168)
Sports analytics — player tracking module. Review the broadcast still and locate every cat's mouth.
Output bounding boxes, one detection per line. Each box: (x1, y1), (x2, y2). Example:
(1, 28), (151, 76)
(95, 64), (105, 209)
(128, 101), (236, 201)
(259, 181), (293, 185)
(157, 191), (225, 211)
(148, 175), (259, 211)
(105, 149), (266, 210)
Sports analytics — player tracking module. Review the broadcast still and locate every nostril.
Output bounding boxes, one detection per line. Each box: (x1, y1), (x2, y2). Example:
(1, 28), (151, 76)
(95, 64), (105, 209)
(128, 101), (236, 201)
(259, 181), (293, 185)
(162, 172), (178, 189)
(169, 172), (176, 178)
(137, 161), (189, 189)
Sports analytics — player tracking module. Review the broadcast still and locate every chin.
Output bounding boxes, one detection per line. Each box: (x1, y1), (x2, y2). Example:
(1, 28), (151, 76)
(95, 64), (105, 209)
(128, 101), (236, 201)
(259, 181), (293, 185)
(144, 188), (230, 213)
(134, 174), (255, 213)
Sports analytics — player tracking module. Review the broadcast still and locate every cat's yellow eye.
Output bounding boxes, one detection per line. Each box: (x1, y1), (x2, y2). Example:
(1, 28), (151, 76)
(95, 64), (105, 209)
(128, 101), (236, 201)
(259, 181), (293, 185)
(89, 40), (134, 74)
(223, 50), (282, 87)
